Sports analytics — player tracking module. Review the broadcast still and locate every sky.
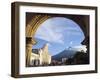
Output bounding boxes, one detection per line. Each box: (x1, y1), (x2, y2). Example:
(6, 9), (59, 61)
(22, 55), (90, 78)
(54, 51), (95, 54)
(32, 17), (85, 56)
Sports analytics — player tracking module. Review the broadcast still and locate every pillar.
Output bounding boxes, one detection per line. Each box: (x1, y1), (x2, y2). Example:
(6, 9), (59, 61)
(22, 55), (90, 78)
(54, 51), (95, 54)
(26, 37), (36, 67)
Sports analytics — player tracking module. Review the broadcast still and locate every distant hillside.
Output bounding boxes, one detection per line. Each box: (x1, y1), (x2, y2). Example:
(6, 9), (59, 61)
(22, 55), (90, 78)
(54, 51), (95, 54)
(52, 49), (77, 61)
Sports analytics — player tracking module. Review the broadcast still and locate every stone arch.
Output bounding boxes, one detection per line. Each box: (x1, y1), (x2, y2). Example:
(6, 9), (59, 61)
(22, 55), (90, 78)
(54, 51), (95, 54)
(26, 15), (51, 37)
(26, 15), (89, 37)
(26, 15), (89, 66)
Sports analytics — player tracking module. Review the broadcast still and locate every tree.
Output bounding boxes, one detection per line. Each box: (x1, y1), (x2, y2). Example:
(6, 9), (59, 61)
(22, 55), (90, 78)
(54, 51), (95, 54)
(73, 51), (89, 64)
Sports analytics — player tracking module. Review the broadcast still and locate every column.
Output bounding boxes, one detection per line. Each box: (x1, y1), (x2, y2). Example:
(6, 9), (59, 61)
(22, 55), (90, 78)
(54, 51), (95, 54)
(26, 37), (36, 67)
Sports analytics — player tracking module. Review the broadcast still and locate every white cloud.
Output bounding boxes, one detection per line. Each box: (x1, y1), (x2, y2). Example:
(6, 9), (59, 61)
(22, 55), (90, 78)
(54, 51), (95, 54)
(70, 41), (73, 45)
(34, 17), (84, 45)
(34, 24), (64, 44)
(72, 45), (87, 53)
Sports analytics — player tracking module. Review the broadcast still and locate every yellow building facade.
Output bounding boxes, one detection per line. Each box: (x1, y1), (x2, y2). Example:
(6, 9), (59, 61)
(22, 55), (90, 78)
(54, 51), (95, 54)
(29, 43), (51, 66)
